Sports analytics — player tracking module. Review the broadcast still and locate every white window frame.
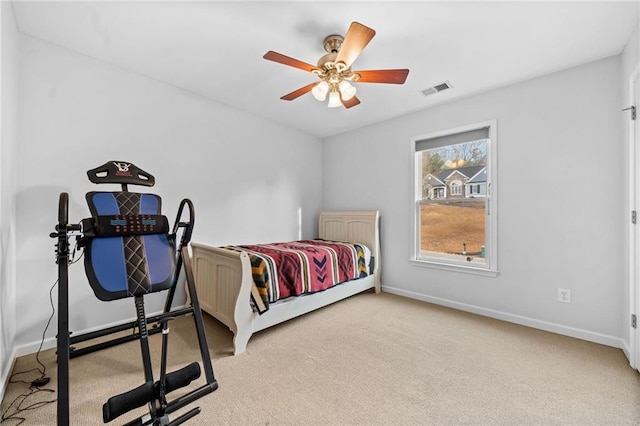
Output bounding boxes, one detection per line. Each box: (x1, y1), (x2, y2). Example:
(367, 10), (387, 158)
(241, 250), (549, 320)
(450, 181), (462, 196)
(410, 119), (498, 276)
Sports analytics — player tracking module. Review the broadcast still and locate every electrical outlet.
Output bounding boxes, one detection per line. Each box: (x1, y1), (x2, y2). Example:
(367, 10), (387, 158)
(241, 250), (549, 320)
(558, 288), (571, 303)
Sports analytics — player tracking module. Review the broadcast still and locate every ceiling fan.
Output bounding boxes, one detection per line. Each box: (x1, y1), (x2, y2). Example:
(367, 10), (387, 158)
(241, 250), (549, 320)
(263, 22), (410, 109)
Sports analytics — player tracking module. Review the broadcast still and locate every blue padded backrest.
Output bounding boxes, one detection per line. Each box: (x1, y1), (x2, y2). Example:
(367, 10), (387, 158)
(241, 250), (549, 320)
(84, 192), (176, 301)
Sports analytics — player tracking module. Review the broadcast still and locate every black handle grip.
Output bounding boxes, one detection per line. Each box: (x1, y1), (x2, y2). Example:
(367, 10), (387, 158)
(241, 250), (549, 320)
(58, 193), (68, 227)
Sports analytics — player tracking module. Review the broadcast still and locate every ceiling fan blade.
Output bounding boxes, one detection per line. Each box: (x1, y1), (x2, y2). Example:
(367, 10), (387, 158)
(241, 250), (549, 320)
(342, 96), (361, 109)
(354, 69), (410, 84)
(335, 22), (376, 68)
(263, 51), (318, 72)
(280, 82), (317, 101)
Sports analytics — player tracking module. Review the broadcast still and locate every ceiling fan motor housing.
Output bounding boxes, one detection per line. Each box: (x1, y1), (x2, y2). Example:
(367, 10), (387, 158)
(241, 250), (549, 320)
(317, 52), (339, 70)
(317, 36), (357, 83)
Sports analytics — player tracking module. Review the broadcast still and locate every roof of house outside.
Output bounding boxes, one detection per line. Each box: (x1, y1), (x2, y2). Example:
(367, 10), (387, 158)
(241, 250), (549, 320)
(425, 174), (445, 186)
(436, 165), (486, 183)
(467, 168), (487, 184)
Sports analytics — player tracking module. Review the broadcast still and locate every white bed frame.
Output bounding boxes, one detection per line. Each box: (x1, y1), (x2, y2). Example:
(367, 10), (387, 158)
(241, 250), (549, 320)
(190, 211), (381, 355)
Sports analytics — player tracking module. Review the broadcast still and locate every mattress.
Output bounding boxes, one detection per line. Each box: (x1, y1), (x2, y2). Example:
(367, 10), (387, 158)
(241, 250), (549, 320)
(223, 239), (371, 313)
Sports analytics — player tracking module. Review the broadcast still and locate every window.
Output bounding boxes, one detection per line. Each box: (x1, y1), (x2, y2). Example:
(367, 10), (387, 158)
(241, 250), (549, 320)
(450, 181), (462, 196)
(411, 120), (498, 275)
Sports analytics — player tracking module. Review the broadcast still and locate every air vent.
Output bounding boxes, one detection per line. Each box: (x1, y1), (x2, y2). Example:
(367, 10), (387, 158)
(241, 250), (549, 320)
(421, 80), (452, 97)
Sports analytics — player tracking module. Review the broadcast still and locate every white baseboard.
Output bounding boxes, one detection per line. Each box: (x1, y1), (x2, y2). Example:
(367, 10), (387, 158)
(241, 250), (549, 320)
(15, 336), (56, 359)
(621, 340), (632, 364)
(0, 346), (18, 406)
(14, 307), (182, 358)
(382, 285), (625, 349)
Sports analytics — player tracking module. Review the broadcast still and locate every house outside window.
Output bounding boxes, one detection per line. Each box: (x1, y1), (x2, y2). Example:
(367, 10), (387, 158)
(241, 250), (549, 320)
(411, 120), (498, 276)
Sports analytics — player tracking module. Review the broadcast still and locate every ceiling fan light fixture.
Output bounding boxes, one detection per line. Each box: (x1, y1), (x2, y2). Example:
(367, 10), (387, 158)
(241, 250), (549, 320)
(264, 22), (409, 109)
(312, 81), (329, 101)
(327, 90), (342, 108)
(338, 80), (357, 101)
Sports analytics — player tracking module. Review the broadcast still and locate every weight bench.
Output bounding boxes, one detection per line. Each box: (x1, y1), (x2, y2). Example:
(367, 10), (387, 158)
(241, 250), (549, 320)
(52, 161), (218, 425)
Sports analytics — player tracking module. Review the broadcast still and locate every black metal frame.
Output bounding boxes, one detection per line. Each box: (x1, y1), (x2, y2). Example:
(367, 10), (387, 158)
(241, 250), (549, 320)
(52, 172), (217, 425)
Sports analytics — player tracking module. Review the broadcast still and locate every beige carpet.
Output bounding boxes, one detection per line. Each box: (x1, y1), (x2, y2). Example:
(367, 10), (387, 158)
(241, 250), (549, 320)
(2, 292), (640, 425)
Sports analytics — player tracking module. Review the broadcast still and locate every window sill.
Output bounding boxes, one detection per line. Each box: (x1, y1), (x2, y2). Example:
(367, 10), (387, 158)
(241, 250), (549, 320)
(409, 258), (499, 277)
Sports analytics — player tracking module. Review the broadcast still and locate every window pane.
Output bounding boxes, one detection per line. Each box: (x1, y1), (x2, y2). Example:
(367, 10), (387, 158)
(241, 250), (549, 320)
(418, 138), (487, 265)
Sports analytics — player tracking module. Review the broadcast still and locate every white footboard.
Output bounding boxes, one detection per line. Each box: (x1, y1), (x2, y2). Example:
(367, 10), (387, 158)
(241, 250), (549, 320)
(190, 211), (381, 355)
(190, 243), (255, 354)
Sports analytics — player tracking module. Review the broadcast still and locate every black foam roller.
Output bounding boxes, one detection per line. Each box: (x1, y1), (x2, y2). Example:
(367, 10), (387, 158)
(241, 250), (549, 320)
(164, 362), (201, 394)
(103, 381), (154, 423)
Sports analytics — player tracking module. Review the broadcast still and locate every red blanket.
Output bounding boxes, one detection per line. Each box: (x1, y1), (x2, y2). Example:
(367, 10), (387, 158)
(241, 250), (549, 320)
(227, 240), (369, 313)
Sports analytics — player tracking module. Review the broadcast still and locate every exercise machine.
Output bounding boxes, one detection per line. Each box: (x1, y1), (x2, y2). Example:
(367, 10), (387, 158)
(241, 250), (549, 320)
(51, 161), (218, 425)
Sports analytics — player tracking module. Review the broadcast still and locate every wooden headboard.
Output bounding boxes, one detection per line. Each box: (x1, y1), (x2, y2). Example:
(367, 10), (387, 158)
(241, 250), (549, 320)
(318, 211), (381, 287)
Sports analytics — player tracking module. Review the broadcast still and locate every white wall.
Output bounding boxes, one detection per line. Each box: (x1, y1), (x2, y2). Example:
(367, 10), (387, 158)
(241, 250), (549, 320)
(15, 35), (323, 350)
(0, 0), (19, 399)
(324, 56), (625, 347)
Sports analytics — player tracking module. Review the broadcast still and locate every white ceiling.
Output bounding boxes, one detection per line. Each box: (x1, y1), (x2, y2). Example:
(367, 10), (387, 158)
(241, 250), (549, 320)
(10, 1), (640, 138)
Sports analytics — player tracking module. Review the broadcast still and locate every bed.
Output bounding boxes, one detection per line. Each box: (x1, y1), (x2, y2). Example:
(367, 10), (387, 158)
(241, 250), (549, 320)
(190, 211), (381, 355)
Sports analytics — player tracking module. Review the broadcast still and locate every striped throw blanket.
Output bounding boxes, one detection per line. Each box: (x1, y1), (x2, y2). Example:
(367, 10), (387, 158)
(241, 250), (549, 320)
(225, 240), (369, 314)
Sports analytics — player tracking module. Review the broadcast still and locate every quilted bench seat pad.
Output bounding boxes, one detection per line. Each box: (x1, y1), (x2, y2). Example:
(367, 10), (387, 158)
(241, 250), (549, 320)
(84, 192), (175, 301)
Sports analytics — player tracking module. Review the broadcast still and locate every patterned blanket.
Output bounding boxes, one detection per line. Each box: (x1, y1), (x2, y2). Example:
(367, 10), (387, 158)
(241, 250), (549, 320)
(225, 240), (369, 314)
